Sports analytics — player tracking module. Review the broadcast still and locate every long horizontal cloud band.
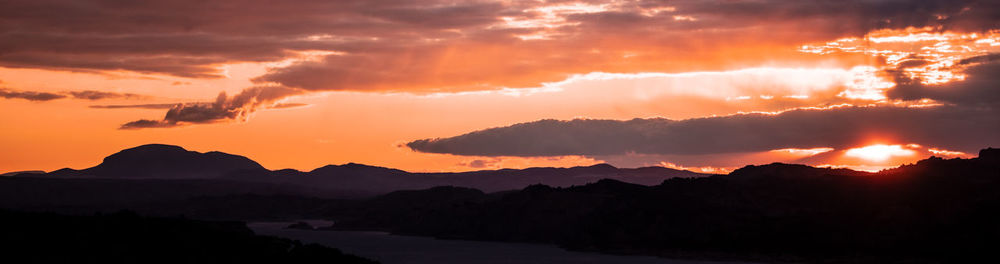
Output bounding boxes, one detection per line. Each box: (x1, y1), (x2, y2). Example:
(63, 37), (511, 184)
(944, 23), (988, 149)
(0, 88), (146, 101)
(408, 57), (1000, 156)
(406, 105), (1000, 156)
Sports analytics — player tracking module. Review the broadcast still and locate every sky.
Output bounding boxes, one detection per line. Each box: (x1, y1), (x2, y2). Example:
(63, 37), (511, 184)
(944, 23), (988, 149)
(1, 0), (999, 174)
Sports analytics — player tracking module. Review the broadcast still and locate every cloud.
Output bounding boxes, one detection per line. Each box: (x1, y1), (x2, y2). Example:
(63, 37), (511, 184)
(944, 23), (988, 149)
(119, 119), (180, 129)
(253, 0), (999, 92)
(886, 54), (1000, 106)
(408, 57), (1000, 157)
(407, 104), (1000, 157)
(66, 90), (146, 100)
(0, 0), (503, 78)
(269, 103), (309, 109)
(89, 103), (186, 109)
(0, 88), (151, 102)
(2, 0), (995, 90)
(460, 158), (500, 169)
(0, 88), (66, 101)
(11, 0), (998, 128)
(119, 86), (303, 129)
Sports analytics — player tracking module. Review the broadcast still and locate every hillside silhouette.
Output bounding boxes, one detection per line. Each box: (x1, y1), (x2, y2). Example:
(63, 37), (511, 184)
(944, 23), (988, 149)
(3, 145), (1000, 263)
(322, 148), (1000, 263)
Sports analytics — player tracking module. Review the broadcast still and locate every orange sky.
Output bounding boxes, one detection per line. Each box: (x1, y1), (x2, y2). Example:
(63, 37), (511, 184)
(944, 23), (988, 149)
(1, 0), (998, 174)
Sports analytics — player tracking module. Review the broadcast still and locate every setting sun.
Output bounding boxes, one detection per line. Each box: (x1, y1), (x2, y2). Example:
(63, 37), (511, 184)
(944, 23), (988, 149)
(844, 144), (917, 162)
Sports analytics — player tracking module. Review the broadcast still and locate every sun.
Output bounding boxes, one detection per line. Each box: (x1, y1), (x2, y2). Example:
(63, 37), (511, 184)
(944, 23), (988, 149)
(844, 144), (916, 162)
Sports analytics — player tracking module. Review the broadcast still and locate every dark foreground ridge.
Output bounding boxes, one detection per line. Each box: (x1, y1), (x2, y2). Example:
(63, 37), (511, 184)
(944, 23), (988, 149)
(322, 148), (1000, 263)
(0, 209), (377, 264)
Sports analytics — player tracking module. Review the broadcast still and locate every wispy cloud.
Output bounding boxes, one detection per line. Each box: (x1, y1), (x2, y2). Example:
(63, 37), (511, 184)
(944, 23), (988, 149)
(89, 103), (185, 109)
(119, 86), (303, 129)
(0, 88), (66, 101)
(0, 88), (152, 102)
(66, 90), (147, 100)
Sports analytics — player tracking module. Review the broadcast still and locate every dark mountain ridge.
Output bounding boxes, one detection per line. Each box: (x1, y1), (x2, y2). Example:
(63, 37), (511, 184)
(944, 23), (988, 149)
(35, 144), (710, 193)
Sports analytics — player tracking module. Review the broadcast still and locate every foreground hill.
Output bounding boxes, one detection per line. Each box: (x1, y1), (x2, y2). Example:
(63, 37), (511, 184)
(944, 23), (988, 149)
(0, 209), (377, 264)
(323, 148), (1000, 263)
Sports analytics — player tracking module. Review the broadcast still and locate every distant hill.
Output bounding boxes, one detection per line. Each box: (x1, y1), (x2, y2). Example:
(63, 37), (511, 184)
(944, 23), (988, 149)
(48, 144), (264, 179)
(0, 170), (45, 177)
(40, 144), (710, 194)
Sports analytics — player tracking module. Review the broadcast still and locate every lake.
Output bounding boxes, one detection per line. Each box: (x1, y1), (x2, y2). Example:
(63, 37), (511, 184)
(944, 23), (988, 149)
(248, 222), (751, 264)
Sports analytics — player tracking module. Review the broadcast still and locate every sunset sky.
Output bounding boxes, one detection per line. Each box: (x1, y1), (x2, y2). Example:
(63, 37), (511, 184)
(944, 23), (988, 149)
(1, 0), (998, 174)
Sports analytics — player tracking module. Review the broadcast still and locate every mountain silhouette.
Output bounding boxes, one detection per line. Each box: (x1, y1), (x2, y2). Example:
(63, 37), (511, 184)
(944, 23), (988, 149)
(0, 144), (708, 212)
(37, 144), (708, 194)
(224, 161), (707, 193)
(49, 144), (264, 179)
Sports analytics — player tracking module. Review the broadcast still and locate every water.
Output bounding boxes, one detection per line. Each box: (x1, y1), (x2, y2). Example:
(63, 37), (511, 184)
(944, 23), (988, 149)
(248, 222), (750, 264)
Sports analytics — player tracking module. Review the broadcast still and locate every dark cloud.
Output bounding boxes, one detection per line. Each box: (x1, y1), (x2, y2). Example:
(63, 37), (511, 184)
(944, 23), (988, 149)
(407, 105), (1000, 156)
(255, 0), (1000, 92)
(89, 103), (185, 109)
(0, 88), (151, 101)
(0, 88), (66, 101)
(2, 0), (996, 90)
(119, 119), (179, 129)
(67, 90), (146, 100)
(958, 53), (1000, 65)
(675, 0), (997, 32)
(10, 0), (1000, 129)
(461, 159), (498, 169)
(887, 54), (1000, 106)
(0, 0), (503, 78)
(118, 86), (303, 129)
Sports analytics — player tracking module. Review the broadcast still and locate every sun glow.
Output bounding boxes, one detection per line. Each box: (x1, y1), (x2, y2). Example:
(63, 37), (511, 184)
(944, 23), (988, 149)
(658, 162), (731, 174)
(771, 147), (835, 156)
(928, 148), (967, 156)
(844, 144), (916, 162)
(840, 66), (895, 100)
